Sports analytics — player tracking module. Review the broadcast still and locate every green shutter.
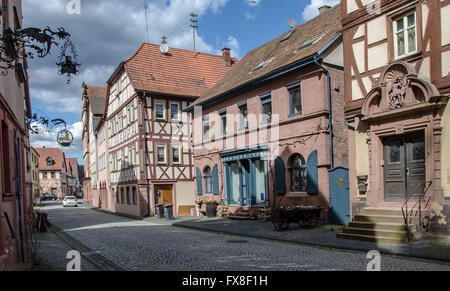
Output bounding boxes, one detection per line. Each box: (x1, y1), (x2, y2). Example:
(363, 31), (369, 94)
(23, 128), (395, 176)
(275, 157), (286, 195)
(196, 167), (203, 195)
(306, 150), (318, 194)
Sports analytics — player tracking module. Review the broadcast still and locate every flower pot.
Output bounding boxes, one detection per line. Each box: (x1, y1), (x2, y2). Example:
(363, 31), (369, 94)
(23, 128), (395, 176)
(205, 202), (217, 218)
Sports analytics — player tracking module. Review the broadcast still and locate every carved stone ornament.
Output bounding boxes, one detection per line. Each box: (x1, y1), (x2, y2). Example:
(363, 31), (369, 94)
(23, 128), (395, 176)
(388, 77), (408, 109)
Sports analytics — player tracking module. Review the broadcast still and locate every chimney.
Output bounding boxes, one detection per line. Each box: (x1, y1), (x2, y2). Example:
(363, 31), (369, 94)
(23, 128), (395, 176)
(318, 5), (331, 14)
(222, 48), (232, 67)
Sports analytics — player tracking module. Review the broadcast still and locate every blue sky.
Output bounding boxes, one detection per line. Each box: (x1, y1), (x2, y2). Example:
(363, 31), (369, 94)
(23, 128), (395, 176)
(25, 0), (340, 163)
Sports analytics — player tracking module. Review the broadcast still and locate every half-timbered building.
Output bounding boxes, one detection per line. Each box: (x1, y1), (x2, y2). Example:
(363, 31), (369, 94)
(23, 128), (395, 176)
(103, 43), (236, 217)
(187, 5), (346, 221)
(340, 0), (450, 242)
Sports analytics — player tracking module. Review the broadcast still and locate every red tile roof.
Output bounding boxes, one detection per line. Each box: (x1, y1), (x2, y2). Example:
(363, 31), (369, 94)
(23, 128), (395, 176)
(189, 4), (342, 108)
(66, 158), (78, 178)
(84, 85), (107, 98)
(121, 43), (237, 97)
(35, 148), (66, 171)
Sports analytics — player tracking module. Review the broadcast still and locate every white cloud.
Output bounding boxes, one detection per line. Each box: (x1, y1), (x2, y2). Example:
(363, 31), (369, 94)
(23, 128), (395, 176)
(223, 36), (240, 58)
(244, 12), (257, 20)
(302, 0), (340, 21)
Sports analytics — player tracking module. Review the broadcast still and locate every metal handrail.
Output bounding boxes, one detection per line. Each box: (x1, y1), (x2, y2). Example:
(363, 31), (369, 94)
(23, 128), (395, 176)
(401, 181), (432, 241)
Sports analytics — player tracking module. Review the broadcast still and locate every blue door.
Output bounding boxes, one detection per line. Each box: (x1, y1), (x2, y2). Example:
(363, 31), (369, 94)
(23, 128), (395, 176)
(329, 167), (350, 225)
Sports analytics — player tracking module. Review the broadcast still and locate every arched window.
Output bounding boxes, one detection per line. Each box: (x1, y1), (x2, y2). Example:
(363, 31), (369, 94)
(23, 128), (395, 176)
(204, 167), (213, 194)
(290, 154), (307, 192)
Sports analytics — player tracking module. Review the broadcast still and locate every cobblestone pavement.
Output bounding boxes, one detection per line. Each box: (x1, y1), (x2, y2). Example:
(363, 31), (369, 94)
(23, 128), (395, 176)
(37, 202), (450, 271)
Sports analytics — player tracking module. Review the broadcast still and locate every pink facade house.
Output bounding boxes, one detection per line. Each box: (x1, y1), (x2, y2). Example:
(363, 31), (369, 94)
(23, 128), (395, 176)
(187, 5), (347, 221)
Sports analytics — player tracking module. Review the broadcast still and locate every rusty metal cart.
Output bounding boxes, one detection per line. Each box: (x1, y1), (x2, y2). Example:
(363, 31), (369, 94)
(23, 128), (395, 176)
(272, 206), (322, 231)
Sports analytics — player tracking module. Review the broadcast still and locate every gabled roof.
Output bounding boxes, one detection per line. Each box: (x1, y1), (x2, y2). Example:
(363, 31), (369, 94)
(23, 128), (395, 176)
(188, 4), (342, 109)
(66, 158), (78, 178)
(89, 96), (106, 116)
(35, 148), (66, 171)
(110, 43), (237, 98)
(85, 85), (107, 98)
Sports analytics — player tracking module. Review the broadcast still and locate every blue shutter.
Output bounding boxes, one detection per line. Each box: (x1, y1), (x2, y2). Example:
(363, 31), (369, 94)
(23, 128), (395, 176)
(306, 150), (318, 194)
(275, 157), (286, 195)
(224, 164), (232, 205)
(212, 164), (219, 195)
(196, 167), (203, 195)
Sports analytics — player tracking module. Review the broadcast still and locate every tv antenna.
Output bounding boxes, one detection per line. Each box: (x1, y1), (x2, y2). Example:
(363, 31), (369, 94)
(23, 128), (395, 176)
(160, 36), (169, 54)
(190, 13), (198, 53)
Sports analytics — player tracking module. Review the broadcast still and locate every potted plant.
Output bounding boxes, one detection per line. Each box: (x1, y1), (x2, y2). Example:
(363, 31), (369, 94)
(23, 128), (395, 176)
(204, 199), (218, 218)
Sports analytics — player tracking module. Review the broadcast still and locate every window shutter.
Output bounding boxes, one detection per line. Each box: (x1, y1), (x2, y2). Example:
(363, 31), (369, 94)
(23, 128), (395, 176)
(275, 157), (286, 195)
(212, 164), (219, 195)
(306, 150), (318, 194)
(196, 167), (203, 195)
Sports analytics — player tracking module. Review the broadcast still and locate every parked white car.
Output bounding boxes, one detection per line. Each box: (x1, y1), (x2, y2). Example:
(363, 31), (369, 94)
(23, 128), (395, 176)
(63, 196), (78, 207)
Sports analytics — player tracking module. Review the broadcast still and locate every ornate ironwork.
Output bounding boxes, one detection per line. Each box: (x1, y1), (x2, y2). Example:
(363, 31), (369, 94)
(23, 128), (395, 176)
(0, 26), (80, 81)
(28, 114), (74, 147)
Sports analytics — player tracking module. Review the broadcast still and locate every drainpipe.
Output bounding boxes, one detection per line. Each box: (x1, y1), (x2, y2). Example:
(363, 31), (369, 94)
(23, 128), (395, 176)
(14, 131), (25, 263)
(313, 55), (334, 169)
(141, 92), (151, 217)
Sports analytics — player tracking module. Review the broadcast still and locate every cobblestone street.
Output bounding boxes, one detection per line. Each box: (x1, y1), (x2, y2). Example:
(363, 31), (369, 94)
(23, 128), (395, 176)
(33, 202), (450, 271)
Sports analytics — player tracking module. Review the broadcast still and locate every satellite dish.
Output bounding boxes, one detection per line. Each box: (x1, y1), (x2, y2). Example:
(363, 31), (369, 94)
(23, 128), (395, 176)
(288, 18), (296, 29)
(160, 43), (169, 54)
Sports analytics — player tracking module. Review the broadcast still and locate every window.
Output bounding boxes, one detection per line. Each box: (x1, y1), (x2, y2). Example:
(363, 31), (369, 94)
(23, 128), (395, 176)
(121, 188), (125, 204)
(51, 172), (55, 179)
(219, 110), (227, 136)
(393, 11), (417, 59)
(290, 155), (307, 192)
(170, 102), (180, 121)
(156, 144), (167, 164)
(121, 150), (125, 168)
(155, 100), (166, 120)
(261, 94), (272, 124)
(118, 113), (123, 131)
(239, 103), (248, 130)
(203, 116), (210, 140)
(126, 187), (130, 205)
(204, 167), (213, 194)
(172, 145), (181, 165)
(46, 157), (54, 167)
(132, 146), (136, 165)
(116, 188), (119, 203)
(132, 187), (137, 205)
(288, 83), (302, 116)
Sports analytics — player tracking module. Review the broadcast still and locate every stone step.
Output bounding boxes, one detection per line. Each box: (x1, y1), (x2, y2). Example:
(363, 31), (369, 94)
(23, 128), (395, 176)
(360, 208), (403, 216)
(343, 227), (408, 239)
(336, 233), (407, 244)
(348, 221), (410, 232)
(354, 214), (416, 224)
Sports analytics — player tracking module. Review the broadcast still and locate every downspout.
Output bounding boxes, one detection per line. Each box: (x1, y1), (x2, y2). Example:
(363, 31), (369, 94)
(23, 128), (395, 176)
(313, 54), (334, 169)
(141, 92), (151, 217)
(14, 131), (25, 263)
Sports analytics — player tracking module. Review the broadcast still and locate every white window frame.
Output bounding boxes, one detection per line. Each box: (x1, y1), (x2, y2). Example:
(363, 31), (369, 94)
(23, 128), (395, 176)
(172, 145), (182, 165)
(156, 144), (167, 165)
(393, 11), (417, 60)
(155, 100), (166, 121)
(169, 102), (181, 122)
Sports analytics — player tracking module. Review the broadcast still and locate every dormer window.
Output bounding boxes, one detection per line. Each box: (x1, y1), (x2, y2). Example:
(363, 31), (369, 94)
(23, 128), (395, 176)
(46, 157), (54, 167)
(393, 11), (417, 59)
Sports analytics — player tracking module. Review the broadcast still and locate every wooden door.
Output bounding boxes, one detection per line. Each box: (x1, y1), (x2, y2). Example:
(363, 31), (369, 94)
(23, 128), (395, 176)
(154, 184), (173, 205)
(384, 132), (425, 202)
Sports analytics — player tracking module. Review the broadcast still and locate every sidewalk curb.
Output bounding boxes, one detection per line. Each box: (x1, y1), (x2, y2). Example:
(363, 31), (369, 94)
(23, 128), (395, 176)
(87, 205), (144, 221)
(173, 222), (450, 264)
